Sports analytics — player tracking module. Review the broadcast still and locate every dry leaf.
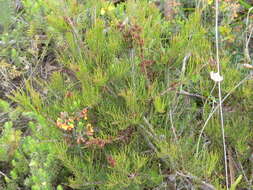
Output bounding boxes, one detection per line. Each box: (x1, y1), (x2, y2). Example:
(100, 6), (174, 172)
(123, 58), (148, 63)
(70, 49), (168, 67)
(228, 147), (236, 186)
(164, 0), (181, 20)
(84, 138), (108, 148)
(107, 156), (116, 168)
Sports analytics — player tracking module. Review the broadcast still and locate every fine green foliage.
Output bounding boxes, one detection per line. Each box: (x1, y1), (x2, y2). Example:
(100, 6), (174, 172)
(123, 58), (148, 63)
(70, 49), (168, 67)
(1, 0), (253, 189)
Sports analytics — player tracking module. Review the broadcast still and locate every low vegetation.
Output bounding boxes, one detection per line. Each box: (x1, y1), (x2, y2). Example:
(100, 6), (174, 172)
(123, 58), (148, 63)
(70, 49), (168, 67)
(0, 0), (253, 189)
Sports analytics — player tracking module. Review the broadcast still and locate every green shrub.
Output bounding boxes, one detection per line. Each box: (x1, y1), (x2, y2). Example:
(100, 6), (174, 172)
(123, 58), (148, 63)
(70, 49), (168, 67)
(1, 0), (252, 189)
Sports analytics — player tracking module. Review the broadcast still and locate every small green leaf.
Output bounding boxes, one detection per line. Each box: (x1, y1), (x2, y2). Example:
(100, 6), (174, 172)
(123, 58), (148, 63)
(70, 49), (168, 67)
(154, 96), (166, 113)
(4, 176), (11, 183)
(239, 0), (252, 9)
(0, 99), (10, 112)
(4, 121), (13, 129)
(57, 185), (64, 190)
(9, 108), (21, 121)
(230, 175), (243, 190)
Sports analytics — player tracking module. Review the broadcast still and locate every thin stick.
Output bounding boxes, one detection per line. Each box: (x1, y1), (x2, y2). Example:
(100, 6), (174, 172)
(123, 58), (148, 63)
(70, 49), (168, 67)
(178, 90), (205, 100)
(139, 124), (157, 142)
(234, 149), (250, 185)
(0, 170), (8, 179)
(143, 117), (156, 135)
(138, 125), (171, 167)
(180, 53), (191, 92)
(176, 171), (216, 190)
(130, 48), (136, 88)
(214, 0), (229, 188)
(245, 7), (253, 63)
(169, 110), (178, 142)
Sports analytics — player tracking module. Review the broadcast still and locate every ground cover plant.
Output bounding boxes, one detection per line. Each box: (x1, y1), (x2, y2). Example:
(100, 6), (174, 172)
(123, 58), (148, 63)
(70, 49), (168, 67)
(0, 0), (253, 189)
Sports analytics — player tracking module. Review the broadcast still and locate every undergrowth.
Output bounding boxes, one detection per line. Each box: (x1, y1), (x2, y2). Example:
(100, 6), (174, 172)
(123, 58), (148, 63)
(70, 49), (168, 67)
(0, 0), (253, 189)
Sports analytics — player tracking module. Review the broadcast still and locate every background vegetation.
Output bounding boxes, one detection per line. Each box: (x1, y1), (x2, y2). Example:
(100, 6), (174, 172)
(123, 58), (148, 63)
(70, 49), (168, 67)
(0, 0), (253, 189)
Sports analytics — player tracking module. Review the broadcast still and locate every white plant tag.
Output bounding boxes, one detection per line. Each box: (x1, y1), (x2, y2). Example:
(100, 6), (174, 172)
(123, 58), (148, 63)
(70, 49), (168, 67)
(243, 64), (253, 69)
(210, 71), (223, 82)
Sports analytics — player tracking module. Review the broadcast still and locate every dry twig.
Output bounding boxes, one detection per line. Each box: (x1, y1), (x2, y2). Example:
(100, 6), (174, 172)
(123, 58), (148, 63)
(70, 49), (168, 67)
(245, 7), (253, 63)
(176, 171), (215, 190)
